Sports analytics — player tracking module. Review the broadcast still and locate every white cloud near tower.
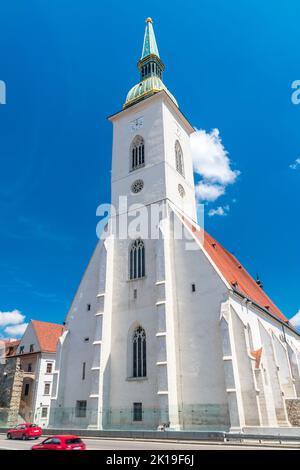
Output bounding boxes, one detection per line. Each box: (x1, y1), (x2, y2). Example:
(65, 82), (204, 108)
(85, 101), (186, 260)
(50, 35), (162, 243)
(190, 128), (240, 215)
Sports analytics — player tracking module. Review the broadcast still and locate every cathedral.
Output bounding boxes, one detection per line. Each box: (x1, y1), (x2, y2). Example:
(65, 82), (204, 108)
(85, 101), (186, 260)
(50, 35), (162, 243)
(49, 19), (300, 434)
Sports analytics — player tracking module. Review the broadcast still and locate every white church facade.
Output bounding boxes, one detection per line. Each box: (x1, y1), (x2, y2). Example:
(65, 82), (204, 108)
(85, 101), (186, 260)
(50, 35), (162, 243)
(49, 19), (300, 433)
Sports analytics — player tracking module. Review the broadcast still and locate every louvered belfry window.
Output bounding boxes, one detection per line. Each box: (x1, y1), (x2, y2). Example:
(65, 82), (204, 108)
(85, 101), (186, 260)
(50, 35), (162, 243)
(131, 136), (145, 170)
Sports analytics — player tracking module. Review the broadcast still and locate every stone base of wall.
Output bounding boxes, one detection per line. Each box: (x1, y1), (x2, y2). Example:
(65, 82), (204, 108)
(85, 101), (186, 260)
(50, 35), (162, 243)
(0, 357), (23, 427)
(286, 399), (300, 427)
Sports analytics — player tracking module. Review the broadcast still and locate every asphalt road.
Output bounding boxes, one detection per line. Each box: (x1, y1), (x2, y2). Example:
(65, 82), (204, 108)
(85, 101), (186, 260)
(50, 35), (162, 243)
(0, 434), (297, 450)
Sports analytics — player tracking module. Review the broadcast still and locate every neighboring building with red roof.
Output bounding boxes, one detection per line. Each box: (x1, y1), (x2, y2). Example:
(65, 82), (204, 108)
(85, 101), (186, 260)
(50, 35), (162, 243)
(49, 19), (300, 435)
(2, 320), (63, 427)
(1, 340), (20, 359)
(30, 320), (64, 354)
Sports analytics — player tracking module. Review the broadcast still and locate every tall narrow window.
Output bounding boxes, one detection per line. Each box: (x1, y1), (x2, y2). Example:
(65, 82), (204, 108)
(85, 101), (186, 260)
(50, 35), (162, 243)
(175, 140), (184, 177)
(130, 136), (145, 171)
(133, 402), (143, 421)
(133, 326), (146, 378)
(82, 362), (86, 380)
(129, 239), (145, 280)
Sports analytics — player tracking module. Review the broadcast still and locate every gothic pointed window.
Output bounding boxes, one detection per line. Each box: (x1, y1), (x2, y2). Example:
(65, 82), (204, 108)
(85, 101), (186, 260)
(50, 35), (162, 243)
(129, 239), (145, 280)
(133, 326), (146, 377)
(175, 140), (184, 177)
(131, 136), (145, 171)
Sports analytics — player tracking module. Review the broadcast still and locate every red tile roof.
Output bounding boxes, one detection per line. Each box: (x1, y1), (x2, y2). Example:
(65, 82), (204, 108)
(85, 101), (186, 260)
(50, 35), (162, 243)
(182, 217), (288, 323)
(4, 340), (20, 357)
(4, 340), (20, 346)
(31, 320), (63, 353)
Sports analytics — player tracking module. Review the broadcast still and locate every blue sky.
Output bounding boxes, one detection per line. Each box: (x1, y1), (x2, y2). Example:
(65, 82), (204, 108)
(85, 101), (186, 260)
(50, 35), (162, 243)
(0, 0), (299, 336)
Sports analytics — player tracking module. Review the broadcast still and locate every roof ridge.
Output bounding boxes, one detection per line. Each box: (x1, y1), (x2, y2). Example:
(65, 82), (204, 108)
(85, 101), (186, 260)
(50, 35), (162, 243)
(31, 319), (63, 326)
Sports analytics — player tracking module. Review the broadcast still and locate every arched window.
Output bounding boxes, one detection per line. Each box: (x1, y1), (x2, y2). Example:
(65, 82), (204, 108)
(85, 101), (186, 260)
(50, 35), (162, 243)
(133, 326), (146, 377)
(175, 140), (184, 177)
(130, 136), (145, 171)
(129, 239), (145, 279)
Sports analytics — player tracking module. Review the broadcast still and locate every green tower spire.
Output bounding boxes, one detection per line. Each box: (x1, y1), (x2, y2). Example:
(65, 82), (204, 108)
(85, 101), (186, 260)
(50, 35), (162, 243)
(138, 18), (164, 82)
(123, 18), (178, 109)
(141, 17), (160, 59)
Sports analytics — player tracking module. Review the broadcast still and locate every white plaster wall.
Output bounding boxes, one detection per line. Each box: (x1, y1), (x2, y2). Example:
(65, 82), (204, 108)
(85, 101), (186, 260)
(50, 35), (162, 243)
(33, 352), (56, 427)
(162, 99), (197, 222)
(110, 95), (166, 212)
(110, 93), (196, 224)
(229, 294), (300, 427)
(106, 232), (160, 426)
(18, 322), (39, 355)
(53, 242), (104, 416)
(230, 307), (260, 426)
(229, 294), (300, 380)
(16, 323), (57, 426)
(170, 213), (230, 427)
(229, 295), (300, 355)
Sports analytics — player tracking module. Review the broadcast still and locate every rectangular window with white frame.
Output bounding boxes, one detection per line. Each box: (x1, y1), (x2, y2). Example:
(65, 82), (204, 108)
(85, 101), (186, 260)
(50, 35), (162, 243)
(44, 383), (51, 395)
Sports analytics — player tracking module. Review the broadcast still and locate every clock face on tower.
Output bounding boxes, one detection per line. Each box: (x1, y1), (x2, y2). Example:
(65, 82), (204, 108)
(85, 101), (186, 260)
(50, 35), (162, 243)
(130, 117), (144, 132)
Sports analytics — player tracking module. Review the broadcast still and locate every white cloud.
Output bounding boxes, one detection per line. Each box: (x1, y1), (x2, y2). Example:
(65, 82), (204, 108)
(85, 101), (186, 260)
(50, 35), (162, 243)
(208, 205), (230, 217)
(290, 310), (300, 330)
(191, 129), (240, 202)
(0, 310), (25, 327)
(195, 182), (225, 202)
(289, 158), (300, 170)
(4, 323), (28, 337)
(0, 309), (27, 339)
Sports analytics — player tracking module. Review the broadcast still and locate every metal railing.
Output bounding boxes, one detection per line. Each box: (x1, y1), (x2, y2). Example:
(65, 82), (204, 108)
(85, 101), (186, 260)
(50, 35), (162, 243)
(0, 404), (230, 430)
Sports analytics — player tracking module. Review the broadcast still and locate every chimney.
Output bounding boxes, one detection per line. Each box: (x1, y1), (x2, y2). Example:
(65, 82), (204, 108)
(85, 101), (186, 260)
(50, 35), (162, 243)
(256, 274), (263, 290)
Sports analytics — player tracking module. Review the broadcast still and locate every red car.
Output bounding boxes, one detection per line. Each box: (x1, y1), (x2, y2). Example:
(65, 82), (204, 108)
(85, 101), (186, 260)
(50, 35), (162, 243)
(31, 435), (86, 450)
(7, 423), (42, 440)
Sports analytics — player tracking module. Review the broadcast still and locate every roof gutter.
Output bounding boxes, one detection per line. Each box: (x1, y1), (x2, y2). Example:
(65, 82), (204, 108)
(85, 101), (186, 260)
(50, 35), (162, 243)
(230, 289), (300, 337)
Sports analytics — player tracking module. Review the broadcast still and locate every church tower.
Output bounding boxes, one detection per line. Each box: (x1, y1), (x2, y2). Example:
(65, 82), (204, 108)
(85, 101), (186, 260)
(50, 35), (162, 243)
(102, 18), (198, 429)
(109, 17), (197, 223)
